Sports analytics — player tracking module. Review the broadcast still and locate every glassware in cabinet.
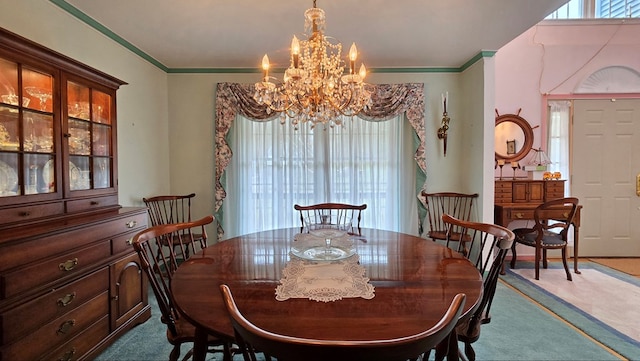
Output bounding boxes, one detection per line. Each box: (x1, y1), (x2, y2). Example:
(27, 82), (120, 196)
(0, 57), (56, 198)
(66, 81), (113, 191)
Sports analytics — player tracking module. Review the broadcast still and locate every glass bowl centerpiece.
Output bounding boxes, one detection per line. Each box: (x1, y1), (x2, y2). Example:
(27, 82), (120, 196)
(291, 219), (355, 261)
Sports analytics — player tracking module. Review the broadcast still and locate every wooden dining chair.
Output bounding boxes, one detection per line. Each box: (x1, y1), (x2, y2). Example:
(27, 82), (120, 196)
(143, 193), (203, 261)
(220, 284), (466, 361)
(433, 214), (515, 361)
(294, 203), (367, 235)
(131, 215), (234, 361)
(421, 192), (479, 247)
(510, 197), (579, 281)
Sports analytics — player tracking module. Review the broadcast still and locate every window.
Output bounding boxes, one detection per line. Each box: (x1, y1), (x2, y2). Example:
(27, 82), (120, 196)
(222, 114), (417, 238)
(547, 0), (639, 19)
(547, 100), (572, 195)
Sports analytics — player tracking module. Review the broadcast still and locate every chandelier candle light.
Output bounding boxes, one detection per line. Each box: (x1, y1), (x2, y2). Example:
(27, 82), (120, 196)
(253, 0), (371, 129)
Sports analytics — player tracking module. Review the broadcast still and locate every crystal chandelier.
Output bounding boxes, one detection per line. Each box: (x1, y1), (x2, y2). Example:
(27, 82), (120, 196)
(253, 0), (371, 129)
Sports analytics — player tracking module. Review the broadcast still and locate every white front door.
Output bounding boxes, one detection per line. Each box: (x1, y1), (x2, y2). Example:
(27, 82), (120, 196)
(572, 99), (640, 256)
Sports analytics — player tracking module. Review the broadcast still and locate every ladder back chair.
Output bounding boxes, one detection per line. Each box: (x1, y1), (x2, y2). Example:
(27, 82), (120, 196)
(143, 193), (203, 261)
(433, 214), (515, 361)
(294, 203), (367, 235)
(421, 192), (479, 246)
(220, 284), (466, 361)
(131, 215), (234, 361)
(510, 197), (579, 281)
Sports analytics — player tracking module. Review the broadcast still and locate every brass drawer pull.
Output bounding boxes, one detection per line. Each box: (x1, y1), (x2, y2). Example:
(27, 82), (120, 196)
(515, 213), (524, 219)
(57, 292), (76, 307)
(58, 348), (76, 361)
(19, 211), (31, 217)
(563, 212), (569, 218)
(56, 319), (76, 335)
(126, 220), (137, 228)
(59, 258), (78, 271)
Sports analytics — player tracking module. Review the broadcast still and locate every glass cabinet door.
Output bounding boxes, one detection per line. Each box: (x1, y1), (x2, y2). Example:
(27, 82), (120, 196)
(0, 57), (56, 197)
(67, 81), (113, 191)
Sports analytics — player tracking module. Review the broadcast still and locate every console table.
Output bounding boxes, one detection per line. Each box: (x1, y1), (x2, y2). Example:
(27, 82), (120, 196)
(494, 179), (582, 275)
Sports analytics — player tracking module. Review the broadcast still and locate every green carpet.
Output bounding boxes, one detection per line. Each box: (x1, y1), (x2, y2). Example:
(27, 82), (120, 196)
(502, 261), (639, 361)
(96, 275), (626, 361)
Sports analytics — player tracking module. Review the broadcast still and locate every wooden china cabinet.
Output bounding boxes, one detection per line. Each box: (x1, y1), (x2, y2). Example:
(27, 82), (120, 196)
(0, 28), (150, 360)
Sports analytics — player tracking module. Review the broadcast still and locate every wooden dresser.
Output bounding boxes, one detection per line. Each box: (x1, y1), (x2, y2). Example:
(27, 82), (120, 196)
(0, 28), (150, 360)
(494, 179), (582, 275)
(494, 179), (565, 210)
(0, 208), (150, 361)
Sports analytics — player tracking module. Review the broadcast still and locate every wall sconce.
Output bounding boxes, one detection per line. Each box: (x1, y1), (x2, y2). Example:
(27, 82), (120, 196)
(437, 92), (450, 156)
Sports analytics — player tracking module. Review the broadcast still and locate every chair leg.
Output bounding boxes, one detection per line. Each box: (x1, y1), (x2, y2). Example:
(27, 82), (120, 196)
(434, 339), (447, 361)
(464, 341), (476, 361)
(542, 249), (548, 269)
(534, 246), (541, 280)
(510, 242), (517, 269)
(561, 247), (573, 281)
(169, 345), (181, 361)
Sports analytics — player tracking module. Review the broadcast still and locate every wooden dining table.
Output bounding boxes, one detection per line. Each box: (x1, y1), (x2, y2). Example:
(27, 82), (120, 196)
(171, 227), (484, 361)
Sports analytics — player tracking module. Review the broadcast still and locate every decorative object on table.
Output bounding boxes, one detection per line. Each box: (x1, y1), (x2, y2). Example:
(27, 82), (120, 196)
(437, 92), (450, 156)
(543, 171), (552, 180)
(253, 0), (371, 130)
(524, 148), (552, 180)
(276, 252), (374, 302)
(552, 171), (562, 180)
(511, 161), (520, 180)
(278, 232), (369, 302)
(292, 227), (355, 261)
(494, 109), (535, 163)
(496, 159), (505, 180)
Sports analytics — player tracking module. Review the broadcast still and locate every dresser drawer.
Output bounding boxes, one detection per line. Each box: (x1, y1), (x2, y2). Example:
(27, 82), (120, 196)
(40, 316), (109, 361)
(111, 232), (133, 256)
(507, 209), (535, 220)
(66, 195), (118, 214)
(1, 241), (111, 299)
(0, 202), (64, 225)
(545, 181), (565, 200)
(0, 268), (108, 345)
(0, 211), (147, 273)
(494, 193), (512, 204)
(0, 292), (108, 361)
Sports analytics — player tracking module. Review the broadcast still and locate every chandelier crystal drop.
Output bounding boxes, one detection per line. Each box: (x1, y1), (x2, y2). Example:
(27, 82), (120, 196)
(253, 0), (372, 129)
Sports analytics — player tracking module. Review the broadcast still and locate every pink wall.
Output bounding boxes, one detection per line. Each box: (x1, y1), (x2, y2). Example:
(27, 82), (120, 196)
(495, 20), (640, 174)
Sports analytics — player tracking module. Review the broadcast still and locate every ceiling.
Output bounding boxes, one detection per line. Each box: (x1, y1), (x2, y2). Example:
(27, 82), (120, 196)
(60, 0), (568, 71)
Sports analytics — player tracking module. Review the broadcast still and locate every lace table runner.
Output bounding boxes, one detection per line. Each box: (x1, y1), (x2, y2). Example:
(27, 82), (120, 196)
(275, 234), (375, 302)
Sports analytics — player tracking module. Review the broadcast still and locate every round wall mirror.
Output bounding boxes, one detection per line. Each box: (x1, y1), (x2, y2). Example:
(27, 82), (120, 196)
(494, 113), (533, 162)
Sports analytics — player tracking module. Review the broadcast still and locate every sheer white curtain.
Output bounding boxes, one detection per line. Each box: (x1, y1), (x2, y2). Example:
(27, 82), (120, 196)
(547, 100), (572, 195)
(223, 114), (417, 238)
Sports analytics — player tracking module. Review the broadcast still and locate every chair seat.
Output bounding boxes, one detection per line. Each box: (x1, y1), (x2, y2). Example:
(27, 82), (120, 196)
(514, 229), (566, 247)
(167, 317), (227, 346)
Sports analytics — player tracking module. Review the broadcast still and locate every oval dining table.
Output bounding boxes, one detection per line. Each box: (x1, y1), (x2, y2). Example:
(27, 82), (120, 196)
(171, 227), (483, 361)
